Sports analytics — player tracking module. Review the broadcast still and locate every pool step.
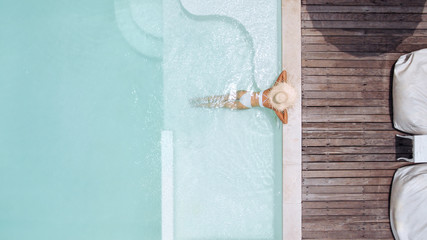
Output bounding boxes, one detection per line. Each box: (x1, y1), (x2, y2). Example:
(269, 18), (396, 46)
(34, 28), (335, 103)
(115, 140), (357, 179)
(114, 0), (162, 59)
(161, 130), (174, 240)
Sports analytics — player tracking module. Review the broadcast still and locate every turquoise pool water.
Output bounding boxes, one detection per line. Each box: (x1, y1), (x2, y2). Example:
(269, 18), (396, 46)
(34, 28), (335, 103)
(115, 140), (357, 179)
(0, 0), (281, 239)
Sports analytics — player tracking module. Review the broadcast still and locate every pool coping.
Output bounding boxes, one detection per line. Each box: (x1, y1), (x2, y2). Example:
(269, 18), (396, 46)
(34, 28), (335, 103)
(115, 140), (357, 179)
(282, 0), (302, 239)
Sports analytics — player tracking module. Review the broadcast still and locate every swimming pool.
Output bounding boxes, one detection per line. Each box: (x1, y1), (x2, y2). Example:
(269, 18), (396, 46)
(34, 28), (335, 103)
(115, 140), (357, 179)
(0, 0), (282, 239)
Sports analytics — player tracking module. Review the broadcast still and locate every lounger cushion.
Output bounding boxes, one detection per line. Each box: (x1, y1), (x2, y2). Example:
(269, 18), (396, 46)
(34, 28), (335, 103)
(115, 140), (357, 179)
(393, 48), (427, 135)
(390, 164), (427, 240)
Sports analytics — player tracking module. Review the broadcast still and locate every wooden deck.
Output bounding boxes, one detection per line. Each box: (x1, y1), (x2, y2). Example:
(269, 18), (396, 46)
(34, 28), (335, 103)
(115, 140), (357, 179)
(301, 0), (427, 239)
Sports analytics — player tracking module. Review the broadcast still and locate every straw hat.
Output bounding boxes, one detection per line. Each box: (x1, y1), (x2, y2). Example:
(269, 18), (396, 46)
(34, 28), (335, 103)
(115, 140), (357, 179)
(267, 82), (297, 112)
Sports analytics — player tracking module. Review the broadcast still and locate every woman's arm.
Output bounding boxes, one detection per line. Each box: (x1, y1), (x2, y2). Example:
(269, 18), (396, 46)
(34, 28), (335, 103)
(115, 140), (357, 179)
(274, 109), (288, 124)
(276, 70), (287, 84)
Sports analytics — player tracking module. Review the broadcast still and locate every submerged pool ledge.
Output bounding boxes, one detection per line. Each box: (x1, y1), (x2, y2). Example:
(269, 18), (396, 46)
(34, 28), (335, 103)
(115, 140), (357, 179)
(281, 0), (302, 239)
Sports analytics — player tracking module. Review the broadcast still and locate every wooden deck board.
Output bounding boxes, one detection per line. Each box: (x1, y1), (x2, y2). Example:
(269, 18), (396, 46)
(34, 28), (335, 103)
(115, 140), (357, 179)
(301, 0), (427, 238)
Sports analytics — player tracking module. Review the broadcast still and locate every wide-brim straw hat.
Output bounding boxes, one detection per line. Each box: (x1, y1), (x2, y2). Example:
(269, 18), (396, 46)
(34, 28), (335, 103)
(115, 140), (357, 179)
(267, 82), (297, 112)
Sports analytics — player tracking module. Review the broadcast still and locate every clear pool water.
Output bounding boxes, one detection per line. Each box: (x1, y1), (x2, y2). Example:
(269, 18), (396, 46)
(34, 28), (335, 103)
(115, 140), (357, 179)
(0, 0), (282, 239)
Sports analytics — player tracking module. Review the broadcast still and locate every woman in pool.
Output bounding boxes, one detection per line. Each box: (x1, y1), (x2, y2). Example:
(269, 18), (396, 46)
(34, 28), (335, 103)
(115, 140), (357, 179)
(191, 70), (296, 124)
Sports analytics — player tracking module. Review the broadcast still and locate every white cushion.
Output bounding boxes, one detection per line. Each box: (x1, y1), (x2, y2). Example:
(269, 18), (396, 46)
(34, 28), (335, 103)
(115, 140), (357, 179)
(390, 164), (427, 240)
(393, 48), (427, 135)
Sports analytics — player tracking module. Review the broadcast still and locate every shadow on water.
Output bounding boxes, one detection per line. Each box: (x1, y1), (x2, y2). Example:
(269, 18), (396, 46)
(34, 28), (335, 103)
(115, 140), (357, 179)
(305, 0), (427, 56)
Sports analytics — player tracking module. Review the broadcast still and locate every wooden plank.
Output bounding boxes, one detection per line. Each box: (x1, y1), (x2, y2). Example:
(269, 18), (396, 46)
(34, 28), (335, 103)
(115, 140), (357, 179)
(303, 208), (388, 216)
(304, 185), (390, 194)
(303, 91), (389, 99)
(303, 28), (427, 37)
(303, 20), (427, 29)
(303, 177), (393, 186)
(303, 230), (393, 239)
(303, 221), (391, 231)
(302, 12), (427, 21)
(303, 83), (390, 92)
(302, 44), (426, 54)
(303, 130), (398, 139)
(303, 193), (390, 201)
(301, 5), (427, 14)
(303, 98), (389, 107)
(303, 36), (427, 46)
(303, 170), (395, 178)
(303, 138), (394, 147)
(364, 230), (395, 239)
(303, 154), (410, 162)
(303, 75), (390, 84)
(303, 67), (391, 77)
(302, 51), (403, 62)
(303, 122), (395, 131)
(303, 114), (391, 123)
(303, 136), (411, 146)
(302, 0), (427, 6)
(364, 185), (393, 193)
(303, 137), (411, 147)
(304, 106), (389, 115)
(303, 162), (411, 170)
(303, 230), (366, 239)
(303, 35), (427, 46)
(304, 185), (362, 194)
(303, 200), (389, 209)
(303, 215), (390, 221)
(303, 146), (410, 155)
(302, 59), (395, 69)
(302, 82), (390, 92)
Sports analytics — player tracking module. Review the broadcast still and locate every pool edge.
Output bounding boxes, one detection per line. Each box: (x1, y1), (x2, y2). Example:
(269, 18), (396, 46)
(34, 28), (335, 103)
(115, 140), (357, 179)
(282, 0), (302, 239)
